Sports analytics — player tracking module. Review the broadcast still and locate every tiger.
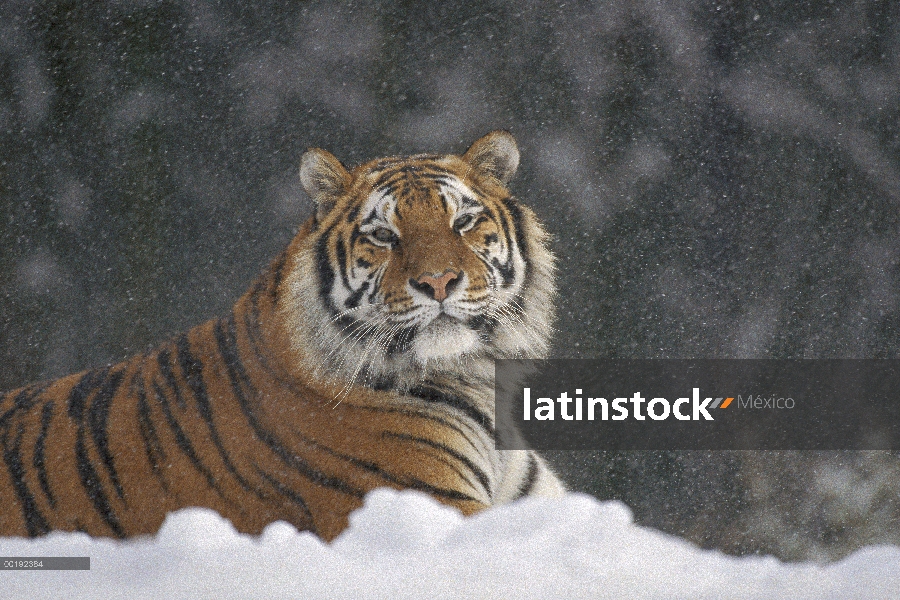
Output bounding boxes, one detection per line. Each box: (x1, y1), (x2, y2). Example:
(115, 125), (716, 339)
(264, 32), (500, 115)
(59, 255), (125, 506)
(0, 131), (564, 542)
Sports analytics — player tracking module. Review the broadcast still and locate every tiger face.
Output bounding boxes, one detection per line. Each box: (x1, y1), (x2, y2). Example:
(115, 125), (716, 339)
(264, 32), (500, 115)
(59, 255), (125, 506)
(286, 131), (555, 389)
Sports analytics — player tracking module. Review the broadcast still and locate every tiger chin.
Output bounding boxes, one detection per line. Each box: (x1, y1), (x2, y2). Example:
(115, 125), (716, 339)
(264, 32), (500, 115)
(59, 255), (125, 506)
(0, 131), (565, 542)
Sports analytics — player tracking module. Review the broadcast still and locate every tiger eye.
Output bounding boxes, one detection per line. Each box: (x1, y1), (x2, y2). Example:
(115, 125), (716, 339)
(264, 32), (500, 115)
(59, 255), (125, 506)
(372, 227), (398, 244)
(454, 214), (474, 232)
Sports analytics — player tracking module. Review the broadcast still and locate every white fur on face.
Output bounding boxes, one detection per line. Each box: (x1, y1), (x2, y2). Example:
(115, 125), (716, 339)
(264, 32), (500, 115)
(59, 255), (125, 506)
(411, 317), (481, 364)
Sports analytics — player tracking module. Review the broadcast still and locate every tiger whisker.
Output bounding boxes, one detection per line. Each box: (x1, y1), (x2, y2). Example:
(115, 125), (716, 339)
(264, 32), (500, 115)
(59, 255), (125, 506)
(322, 313), (391, 380)
(332, 319), (404, 406)
(314, 312), (391, 382)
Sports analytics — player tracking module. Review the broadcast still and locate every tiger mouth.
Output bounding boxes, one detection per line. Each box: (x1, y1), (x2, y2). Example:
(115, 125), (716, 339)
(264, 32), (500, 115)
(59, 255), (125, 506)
(426, 312), (462, 327)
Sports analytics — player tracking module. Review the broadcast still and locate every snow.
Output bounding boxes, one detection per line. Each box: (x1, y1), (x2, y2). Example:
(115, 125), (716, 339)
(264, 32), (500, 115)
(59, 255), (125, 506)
(1, 490), (897, 599)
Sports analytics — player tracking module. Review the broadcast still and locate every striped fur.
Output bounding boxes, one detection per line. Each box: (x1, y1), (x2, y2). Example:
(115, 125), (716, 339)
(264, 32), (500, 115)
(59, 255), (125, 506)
(0, 131), (564, 541)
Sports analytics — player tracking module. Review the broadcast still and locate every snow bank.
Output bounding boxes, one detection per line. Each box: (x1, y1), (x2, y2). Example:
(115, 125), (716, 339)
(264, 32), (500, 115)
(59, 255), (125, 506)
(1, 490), (898, 599)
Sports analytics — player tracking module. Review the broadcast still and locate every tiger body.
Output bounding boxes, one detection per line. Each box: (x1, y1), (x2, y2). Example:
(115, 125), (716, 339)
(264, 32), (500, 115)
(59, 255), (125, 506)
(0, 131), (564, 541)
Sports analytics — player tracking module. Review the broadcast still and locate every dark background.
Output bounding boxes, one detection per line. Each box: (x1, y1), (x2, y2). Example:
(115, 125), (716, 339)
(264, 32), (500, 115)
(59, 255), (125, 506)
(1, 0), (898, 560)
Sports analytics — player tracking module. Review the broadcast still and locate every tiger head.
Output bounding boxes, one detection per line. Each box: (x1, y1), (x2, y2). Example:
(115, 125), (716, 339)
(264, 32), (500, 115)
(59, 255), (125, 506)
(283, 131), (555, 389)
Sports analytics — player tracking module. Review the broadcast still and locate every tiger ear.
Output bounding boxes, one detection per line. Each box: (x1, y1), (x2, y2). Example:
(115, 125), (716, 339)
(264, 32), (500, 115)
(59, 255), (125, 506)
(462, 130), (519, 184)
(300, 148), (351, 218)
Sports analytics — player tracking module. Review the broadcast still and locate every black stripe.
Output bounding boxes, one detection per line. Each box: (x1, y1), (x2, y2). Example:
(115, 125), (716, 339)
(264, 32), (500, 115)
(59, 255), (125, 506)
(213, 315), (364, 499)
(515, 453), (540, 499)
(299, 433), (481, 504)
(409, 385), (495, 437)
(373, 165), (423, 190)
(241, 297), (307, 396)
(87, 368), (127, 500)
(459, 195), (479, 208)
(369, 374), (397, 391)
(362, 205), (380, 226)
(67, 367), (111, 422)
(348, 224), (364, 249)
(134, 372), (168, 491)
(63, 367), (127, 535)
(315, 223), (355, 327)
(367, 268), (386, 304)
(491, 257), (515, 286)
(175, 333), (261, 497)
(492, 202), (518, 286)
(345, 281), (370, 309)
(157, 348), (187, 409)
(254, 466), (317, 536)
(2, 423), (51, 536)
(245, 281), (282, 376)
(425, 175), (453, 190)
(34, 401), (57, 508)
(383, 431), (491, 499)
(315, 224), (337, 311)
(74, 424), (126, 538)
(504, 197), (532, 288)
(334, 237), (354, 296)
(0, 386), (45, 429)
(0, 384), (50, 530)
(467, 313), (499, 337)
(355, 404), (488, 463)
(152, 380), (224, 496)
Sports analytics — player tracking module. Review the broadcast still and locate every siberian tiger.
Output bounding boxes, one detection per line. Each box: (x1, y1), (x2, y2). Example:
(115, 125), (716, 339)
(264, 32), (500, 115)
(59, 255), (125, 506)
(0, 131), (564, 541)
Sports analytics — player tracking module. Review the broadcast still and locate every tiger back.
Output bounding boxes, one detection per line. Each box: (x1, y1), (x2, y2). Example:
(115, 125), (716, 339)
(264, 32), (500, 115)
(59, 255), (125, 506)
(0, 131), (564, 541)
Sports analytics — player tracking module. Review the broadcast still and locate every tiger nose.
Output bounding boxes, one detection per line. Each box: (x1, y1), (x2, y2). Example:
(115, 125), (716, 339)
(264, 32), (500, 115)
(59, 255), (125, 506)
(411, 270), (460, 302)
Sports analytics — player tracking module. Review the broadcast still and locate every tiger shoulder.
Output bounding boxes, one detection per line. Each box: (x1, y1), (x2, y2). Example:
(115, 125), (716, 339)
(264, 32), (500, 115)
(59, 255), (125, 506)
(0, 131), (565, 541)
